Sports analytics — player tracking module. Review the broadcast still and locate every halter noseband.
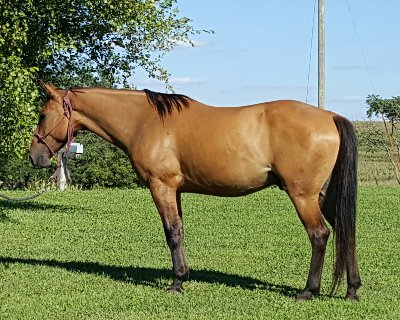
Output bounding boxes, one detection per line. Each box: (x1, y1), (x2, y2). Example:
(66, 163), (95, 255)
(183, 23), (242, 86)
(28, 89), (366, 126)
(34, 91), (74, 157)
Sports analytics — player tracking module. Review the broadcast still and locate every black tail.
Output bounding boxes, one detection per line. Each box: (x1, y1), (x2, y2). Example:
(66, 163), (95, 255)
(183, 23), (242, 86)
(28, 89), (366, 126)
(322, 115), (358, 295)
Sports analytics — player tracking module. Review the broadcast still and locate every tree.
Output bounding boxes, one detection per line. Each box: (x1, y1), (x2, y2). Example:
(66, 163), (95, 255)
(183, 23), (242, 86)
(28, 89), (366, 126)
(0, 0), (205, 157)
(365, 95), (400, 184)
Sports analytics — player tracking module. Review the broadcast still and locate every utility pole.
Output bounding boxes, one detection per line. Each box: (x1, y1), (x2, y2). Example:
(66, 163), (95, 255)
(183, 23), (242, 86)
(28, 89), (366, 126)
(318, 0), (325, 109)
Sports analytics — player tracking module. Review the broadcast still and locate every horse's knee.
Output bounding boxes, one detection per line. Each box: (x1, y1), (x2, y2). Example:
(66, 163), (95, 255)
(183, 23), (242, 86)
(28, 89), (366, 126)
(291, 195), (330, 249)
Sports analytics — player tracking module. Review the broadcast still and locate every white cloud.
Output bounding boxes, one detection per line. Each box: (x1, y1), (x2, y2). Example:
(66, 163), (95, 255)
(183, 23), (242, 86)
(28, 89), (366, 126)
(172, 39), (209, 48)
(169, 77), (208, 86)
(134, 78), (163, 87)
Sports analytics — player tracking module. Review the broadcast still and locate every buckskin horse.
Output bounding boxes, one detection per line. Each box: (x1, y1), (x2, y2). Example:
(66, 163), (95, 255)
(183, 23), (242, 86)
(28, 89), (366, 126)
(29, 83), (361, 300)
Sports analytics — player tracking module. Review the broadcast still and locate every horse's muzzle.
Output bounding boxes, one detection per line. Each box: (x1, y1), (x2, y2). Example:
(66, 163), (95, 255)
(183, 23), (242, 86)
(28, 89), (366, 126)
(29, 152), (52, 168)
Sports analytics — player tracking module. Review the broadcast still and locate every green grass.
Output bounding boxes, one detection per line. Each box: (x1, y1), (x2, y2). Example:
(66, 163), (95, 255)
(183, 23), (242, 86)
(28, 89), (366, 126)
(1, 187), (400, 319)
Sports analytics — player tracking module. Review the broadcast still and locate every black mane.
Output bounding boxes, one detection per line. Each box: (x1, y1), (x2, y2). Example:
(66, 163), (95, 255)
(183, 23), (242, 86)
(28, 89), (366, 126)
(143, 89), (191, 119)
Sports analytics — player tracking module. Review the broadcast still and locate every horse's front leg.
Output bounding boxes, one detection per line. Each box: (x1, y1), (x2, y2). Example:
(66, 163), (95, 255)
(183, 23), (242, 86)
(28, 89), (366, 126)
(150, 180), (189, 292)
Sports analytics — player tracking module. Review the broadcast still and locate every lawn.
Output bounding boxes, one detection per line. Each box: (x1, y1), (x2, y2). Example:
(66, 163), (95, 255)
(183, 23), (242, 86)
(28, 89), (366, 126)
(0, 187), (399, 319)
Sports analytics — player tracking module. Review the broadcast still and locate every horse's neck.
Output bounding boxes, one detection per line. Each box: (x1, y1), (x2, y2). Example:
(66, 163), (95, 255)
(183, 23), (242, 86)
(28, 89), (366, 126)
(73, 90), (148, 151)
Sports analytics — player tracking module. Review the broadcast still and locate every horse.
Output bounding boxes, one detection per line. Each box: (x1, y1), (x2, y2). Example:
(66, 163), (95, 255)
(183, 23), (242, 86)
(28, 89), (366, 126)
(29, 83), (361, 300)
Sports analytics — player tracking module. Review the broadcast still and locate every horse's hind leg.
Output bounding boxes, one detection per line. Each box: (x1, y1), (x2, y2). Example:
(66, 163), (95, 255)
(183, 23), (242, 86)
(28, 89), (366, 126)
(289, 193), (330, 300)
(345, 239), (361, 300)
(149, 180), (189, 292)
(321, 194), (361, 300)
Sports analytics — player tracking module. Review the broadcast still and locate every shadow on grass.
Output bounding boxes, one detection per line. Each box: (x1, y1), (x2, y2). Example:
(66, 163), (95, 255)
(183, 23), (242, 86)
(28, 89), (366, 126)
(0, 256), (302, 298)
(0, 212), (14, 223)
(0, 201), (94, 223)
(0, 202), (71, 224)
(0, 200), (71, 212)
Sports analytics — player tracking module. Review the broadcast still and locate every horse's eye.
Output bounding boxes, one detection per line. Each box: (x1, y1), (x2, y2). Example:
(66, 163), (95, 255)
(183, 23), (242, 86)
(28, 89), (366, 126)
(38, 114), (46, 125)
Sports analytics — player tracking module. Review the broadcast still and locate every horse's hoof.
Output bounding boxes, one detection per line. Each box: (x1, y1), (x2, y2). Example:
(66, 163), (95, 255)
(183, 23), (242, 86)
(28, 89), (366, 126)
(345, 293), (359, 301)
(167, 285), (183, 293)
(295, 290), (314, 301)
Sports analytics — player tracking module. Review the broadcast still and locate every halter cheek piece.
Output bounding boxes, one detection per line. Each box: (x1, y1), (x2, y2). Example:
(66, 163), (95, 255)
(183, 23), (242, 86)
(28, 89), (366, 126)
(34, 91), (74, 157)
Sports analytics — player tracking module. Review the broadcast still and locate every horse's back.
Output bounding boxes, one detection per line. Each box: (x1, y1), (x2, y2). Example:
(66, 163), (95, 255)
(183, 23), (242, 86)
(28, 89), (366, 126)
(171, 100), (340, 196)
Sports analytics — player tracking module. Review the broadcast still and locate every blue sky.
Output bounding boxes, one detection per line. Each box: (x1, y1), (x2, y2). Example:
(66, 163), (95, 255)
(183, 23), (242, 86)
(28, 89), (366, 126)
(136, 0), (400, 120)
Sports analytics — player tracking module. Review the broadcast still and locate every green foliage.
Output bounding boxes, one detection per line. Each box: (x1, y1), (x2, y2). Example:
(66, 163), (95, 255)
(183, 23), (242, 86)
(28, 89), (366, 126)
(365, 95), (400, 184)
(366, 95), (400, 120)
(68, 132), (142, 189)
(0, 56), (40, 158)
(1, 188), (400, 319)
(0, 132), (142, 190)
(0, 153), (52, 190)
(0, 0), (206, 157)
(356, 122), (397, 185)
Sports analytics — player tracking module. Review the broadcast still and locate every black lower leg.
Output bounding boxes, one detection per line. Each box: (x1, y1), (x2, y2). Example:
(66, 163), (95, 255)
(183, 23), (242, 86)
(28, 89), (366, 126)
(296, 227), (329, 301)
(165, 225), (189, 292)
(345, 250), (361, 301)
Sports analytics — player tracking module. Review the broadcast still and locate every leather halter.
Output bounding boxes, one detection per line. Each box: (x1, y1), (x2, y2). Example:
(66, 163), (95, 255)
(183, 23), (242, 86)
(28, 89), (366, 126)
(34, 91), (74, 157)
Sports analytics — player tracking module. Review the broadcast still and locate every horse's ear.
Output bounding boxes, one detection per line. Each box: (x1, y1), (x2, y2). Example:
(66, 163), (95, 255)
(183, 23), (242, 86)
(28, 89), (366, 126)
(39, 81), (61, 102)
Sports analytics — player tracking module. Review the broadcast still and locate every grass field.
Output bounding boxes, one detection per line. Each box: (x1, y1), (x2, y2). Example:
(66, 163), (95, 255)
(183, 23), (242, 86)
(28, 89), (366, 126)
(1, 187), (400, 319)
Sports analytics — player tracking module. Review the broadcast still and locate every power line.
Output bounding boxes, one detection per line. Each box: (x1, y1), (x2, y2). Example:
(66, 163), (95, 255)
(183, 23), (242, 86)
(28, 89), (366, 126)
(345, 0), (376, 93)
(306, 0), (317, 104)
(318, 0), (325, 109)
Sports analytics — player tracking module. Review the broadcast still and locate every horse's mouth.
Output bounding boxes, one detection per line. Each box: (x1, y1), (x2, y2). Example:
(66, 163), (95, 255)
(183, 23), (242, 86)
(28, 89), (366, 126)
(29, 153), (52, 169)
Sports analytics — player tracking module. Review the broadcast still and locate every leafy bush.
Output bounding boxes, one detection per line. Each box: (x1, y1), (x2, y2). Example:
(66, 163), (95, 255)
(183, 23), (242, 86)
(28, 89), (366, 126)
(68, 132), (142, 189)
(0, 154), (52, 190)
(0, 132), (142, 190)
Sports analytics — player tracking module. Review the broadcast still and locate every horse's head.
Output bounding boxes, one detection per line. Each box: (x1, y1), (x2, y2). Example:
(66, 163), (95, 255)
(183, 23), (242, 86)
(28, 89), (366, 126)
(29, 83), (73, 168)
